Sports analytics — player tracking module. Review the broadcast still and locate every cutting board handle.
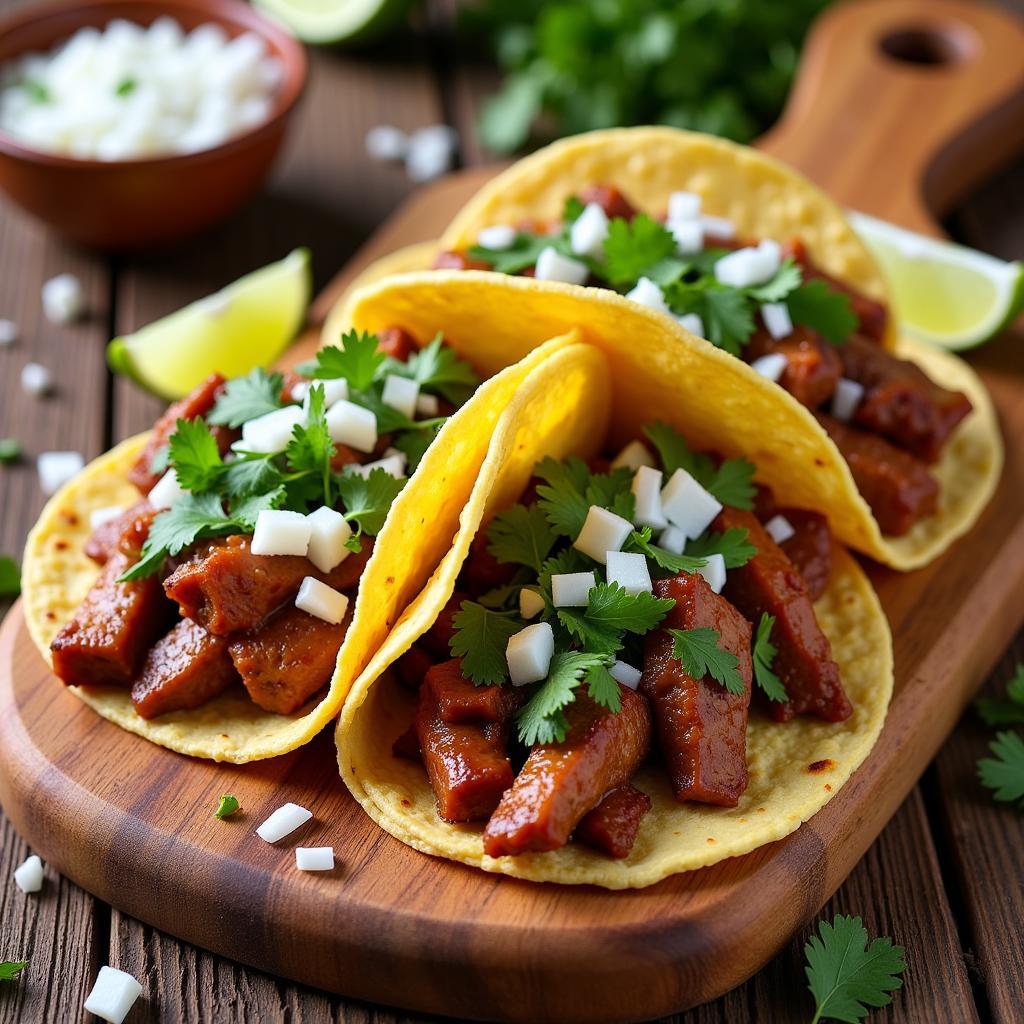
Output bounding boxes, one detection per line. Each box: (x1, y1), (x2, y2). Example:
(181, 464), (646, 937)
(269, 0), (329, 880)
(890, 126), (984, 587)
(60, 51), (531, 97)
(758, 0), (1024, 235)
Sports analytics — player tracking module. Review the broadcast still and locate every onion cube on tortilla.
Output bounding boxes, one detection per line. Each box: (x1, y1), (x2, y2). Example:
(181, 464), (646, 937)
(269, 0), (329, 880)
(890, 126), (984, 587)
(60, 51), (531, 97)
(83, 966), (142, 1024)
(251, 509), (311, 557)
(765, 514), (796, 545)
(240, 405), (305, 454)
(506, 622), (554, 686)
(326, 400), (377, 453)
(295, 577), (349, 625)
(610, 440), (655, 471)
(668, 191), (701, 221)
(675, 312), (705, 338)
(256, 802), (313, 843)
(714, 246), (777, 288)
(750, 352), (788, 383)
(382, 374), (419, 420)
(534, 247), (589, 285)
(631, 466), (667, 528)
(13, 854), (43, 893)
(519, 587), (545, 619)
(661, 468), (722, 539)
(477, 224), (517, 250)
(415, 393), (440, 418)
(551, 571), (596, 607)
(700, 214), (736, 239)
(295, 846), (335, 871)
(37, 450), (84, 495)
(669, 218), (704, 255)
(350, 452), (406, 479)
(609, 660), (642, 690)
(89, 505), (125, 531)
(148, 470), (185, 511)
(301, 378), (348, 409)
(606, 551), (653, 596)
(761, 301), (793, 340)
(625, 276), (669, 314)
(570, 202), (610, 258)
(574, 506), (633, 564)
(658, 525), (686, 554)
(697, 552), (727, 594)
(305, 505), (352, 573)
(831, 378), (865, 422)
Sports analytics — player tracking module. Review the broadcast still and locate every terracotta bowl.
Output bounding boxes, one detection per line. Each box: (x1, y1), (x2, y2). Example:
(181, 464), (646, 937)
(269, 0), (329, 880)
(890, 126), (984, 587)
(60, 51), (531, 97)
(0, 0), (307, 249)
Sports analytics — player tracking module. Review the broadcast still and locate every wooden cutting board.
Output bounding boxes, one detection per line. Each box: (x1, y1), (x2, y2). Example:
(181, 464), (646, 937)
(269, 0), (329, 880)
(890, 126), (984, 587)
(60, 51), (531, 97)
(2, 1), (1023, 1020)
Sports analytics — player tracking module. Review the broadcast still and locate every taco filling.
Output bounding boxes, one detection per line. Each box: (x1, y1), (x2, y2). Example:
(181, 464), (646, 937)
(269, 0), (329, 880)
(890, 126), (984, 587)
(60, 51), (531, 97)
(434, 184), (972, 537)
(390, 422), (853, 861)
(50, 328), (480, 722)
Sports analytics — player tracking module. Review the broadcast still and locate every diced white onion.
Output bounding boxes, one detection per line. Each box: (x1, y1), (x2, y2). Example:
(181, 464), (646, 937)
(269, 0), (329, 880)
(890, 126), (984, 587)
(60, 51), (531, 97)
(295, 576), (349, 625)
(305, 505), (352, 573)
(250, 509), (311, 557)
(668, 191), (701, 221)
(550, 571), (596, 608)
(609, 660), (642, 690)
(415, 393), (440, 418)
(290, 381), (309, 403)
(147, 469), (185, 510)
(570, 202), (610, 258)
(381, 374), (419, 420)
(349, 452), (406, 479)
(0, 319), (19, 345)
(761, 301), (793, 339)
(41, 273), (84, 323)
(89, 505), (125, 530)
(661, 468), (723, 539)
(669, 218), (704, 255)
(700, 214), (736, 239)
(13, 854), (43, 893)
(295, 846), (335, 871)
(765, 514), (795, 545)
(750, 352), (788, 383)
(364, 124), (408, 162)
(506, 621), (554, 686)
(831, 378), (865, 422)
(301, 378), (348, 409)
(21, 362), (52, 396)
(37, 450), (84, 495)
(605, 550), (653, 595)
(675, 313), (705, 338)
(325, 400), (377, 453)
(477, 224), (517, 250)
(697, 552), (727, 594)
(256, 802), (313, 843)
(658, 525), (686, 554)
(625, 276), (669, 314)
(83, 966), (143, 1024)
(239, 405), (304, 454)
(573, 505), (633, 564)
(714, 243), (778, 288)
(631, 466), (667, 528)
(534, 246), (589, 285)
(518, 587), (545, 619)
(610, 440), (655, 471)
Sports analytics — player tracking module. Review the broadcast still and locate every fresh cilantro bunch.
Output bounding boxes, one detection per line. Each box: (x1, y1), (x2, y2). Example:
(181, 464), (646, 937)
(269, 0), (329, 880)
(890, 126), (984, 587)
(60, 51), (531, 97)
(471, 209), (856, 355)
(975, 663), (1024, 809)
(0, 960), (27, 981)
(450, 423), (782, 745)
(121, 331), (478, 581)
(462, 0), (832, 153)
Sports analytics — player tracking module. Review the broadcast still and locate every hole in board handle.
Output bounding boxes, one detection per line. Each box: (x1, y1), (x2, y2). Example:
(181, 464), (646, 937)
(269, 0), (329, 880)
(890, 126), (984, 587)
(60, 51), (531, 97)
(878, 25), (975, 67)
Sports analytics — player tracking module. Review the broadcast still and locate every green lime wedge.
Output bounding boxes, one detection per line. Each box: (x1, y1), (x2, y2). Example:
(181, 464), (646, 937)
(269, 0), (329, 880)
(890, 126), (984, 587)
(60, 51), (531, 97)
(108, 249), (311, 401)
(252, 0), (415, 45)
(849, 211), (1024, 351)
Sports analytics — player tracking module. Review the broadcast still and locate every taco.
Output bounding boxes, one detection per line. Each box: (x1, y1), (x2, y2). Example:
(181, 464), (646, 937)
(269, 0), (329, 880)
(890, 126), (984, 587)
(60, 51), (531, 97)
(22, 324), (608, 762)
(325, 127), (1001, 571)
(336, 277), (893, 889)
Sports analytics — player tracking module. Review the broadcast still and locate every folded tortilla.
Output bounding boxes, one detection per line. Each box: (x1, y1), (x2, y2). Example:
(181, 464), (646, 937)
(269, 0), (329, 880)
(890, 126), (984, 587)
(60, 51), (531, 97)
(335, 278), (894, 888)
(21, 334), (608, 762)
(323, 127), (1002, 571)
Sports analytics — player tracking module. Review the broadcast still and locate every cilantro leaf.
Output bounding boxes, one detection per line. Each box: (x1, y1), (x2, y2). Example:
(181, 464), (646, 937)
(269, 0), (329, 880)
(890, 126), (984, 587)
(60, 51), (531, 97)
(805, 914), (906, 1024)
(298, 331), (387, 392)
(208, 369), (282, 428)
(0, 555), (20, 598)
(684, 527), (756, 569)
(229, 487), (286, 529)
(168, 418), (224, 494)
(977, 731), (1024, 808)
(285, 383), (335, 506)
(584, 467), (635, 519)
(787, 280), (857, 344)
(670, 627), (745, 695)
(449, 601), (520, 685)
(0, 961), (27, 981)
(704, 457), (756, 510)
(752, 613), (787, 702)
(562, 195), (585, 222)
(215, 794), (240, 819)
(627, 528), (707, 575)
(699, 285), (755, 356)
(747, 257), (802, 302)
(516, 651), (606, 745)
(558, 582), (673, 657)
(223, 456), (283, 500)
(487, 503), (557, 573)
(392, 334), (480, 405)
(643, 421), (715, 480)
(149, 444), (170, 477)
(337, 467), (405, 537)
(975, 664), (1024, 727)
(601, 214), (676, 288)
(0, 438), (21, 463)
(535, 455), (593, 538)
(469, 231), (557, 275)
(586, 663), (622, 713)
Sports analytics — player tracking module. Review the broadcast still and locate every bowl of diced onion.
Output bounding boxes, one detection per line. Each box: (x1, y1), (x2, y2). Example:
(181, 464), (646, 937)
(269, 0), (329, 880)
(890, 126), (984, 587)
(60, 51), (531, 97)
(0, 0), (307, 249)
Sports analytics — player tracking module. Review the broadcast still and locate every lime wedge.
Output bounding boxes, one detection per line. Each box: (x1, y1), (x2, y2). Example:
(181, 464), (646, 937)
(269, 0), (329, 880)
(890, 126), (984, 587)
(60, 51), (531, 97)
(848, 211), (1024, 350)
(252, 0), (415, 45)
(108, 249), (312, 400)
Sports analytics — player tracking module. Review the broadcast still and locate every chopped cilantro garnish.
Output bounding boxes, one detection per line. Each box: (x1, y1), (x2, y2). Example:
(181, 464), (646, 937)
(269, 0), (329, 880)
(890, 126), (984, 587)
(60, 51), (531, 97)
(602, 214), (677, 288)
(977, 731), (1024, 808)
(449, 601), (520, 685)
(298, 330), (386, 391)
(168, 418), (224, 494)
(670, 626), (745, 695)
(534, 455), (593, 538)
(747, 258), (802, 302)
(115, 77), (137, 97)
(388, 333), (481, 405)
(0, 960), (27, 981)
(208, 369), (283, 428)
(469, 232), (569, 275)
(23, 80), (49, 103)
(0, 556), (20, 598)
(336, 467), (405, 538)
(684, 527), (755, 569)
(487, 503), (558, 573)
(0, 438), (21, 463)
(787, 280), (857, 344)
(703, 457), (757, 510)
(285, 384), (335, 507)
(752, 613), (787, 702)
(585, 662), (622, 714)
(804, 914), (906, 1024)
(516, 650), (608, 745)
(222, 456), (283, 500)
(215, 794), (240, 819)
(976, 664), (1024, 727)
(557, 582), (672, 656)
(626, 528), (707, 575)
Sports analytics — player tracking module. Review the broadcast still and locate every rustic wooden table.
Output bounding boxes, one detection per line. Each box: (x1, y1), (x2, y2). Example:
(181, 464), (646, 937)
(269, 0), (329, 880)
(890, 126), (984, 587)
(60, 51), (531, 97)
(1, 1), (1022, 1021)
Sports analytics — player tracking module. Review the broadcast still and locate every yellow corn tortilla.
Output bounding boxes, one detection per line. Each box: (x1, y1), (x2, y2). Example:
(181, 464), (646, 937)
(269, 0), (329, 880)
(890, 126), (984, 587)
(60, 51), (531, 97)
(21, 334), (606, 763)
(335, 291), (892, 888)
(339, 271), (1000, 571)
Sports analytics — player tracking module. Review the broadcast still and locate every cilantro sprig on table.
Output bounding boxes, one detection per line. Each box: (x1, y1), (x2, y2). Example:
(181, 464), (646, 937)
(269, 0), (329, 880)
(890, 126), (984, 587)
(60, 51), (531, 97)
(471, 206), (856, 355)
(451, 424), (759, 745)
(0, 960), (27, 982)
(975, 663), (1024, 809)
